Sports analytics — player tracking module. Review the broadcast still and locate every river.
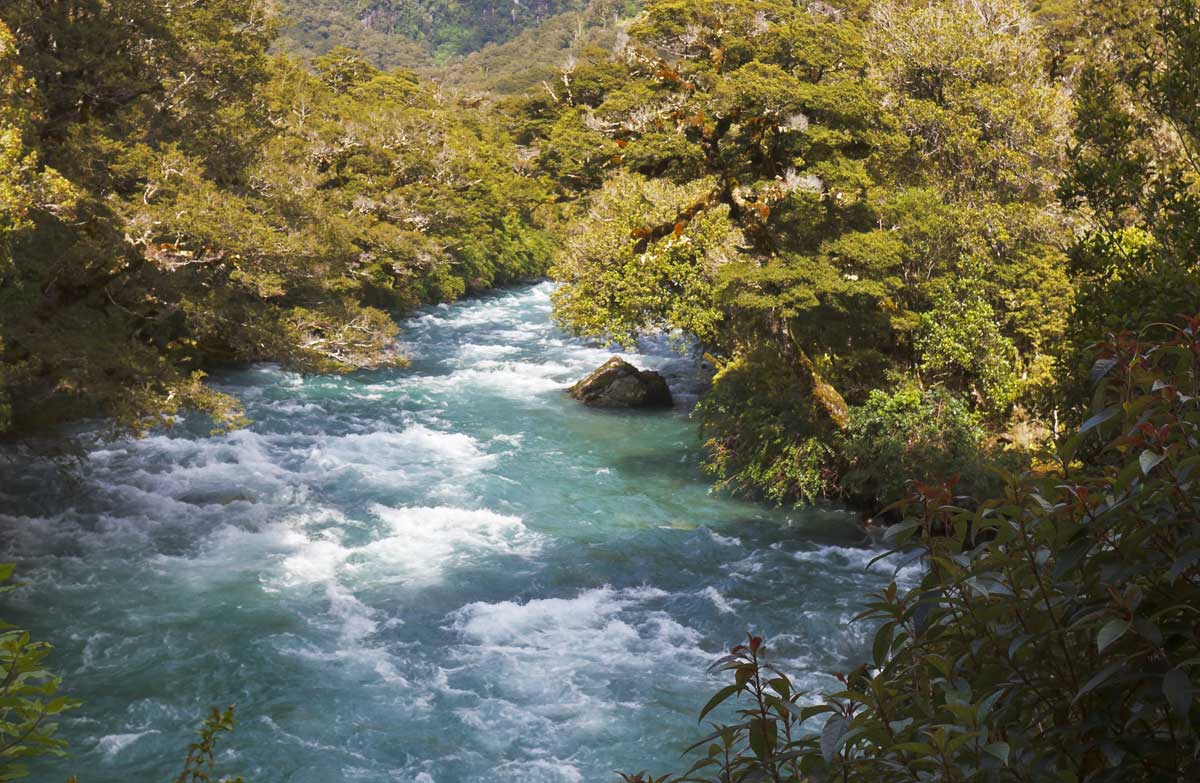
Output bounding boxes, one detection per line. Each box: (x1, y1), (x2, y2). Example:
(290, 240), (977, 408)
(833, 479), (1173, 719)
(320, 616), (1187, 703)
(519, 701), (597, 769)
(0, 282), (911, 782)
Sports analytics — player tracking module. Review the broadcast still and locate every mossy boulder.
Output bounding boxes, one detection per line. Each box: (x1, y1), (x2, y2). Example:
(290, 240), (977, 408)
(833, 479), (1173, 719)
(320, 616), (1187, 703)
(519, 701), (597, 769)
(568, 357), (673, 409)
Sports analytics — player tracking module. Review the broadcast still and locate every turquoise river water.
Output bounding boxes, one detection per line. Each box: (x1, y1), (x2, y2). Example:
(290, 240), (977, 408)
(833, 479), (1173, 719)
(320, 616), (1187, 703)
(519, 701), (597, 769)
(0, 283), (913, 782)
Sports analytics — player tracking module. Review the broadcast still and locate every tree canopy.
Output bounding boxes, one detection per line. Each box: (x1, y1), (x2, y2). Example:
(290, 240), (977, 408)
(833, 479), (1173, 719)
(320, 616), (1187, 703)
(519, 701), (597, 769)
(525, 0), (1075, 509)
(0, 2), (554, 436)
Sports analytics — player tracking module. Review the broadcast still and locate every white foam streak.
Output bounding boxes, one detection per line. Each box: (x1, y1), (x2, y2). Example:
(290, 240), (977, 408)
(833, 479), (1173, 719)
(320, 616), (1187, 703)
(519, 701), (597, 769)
(97, 730), (159, 757)
(791, 544), (923, 584)
(304, 425), (496, 487)
(265, 506), (539, 592)
(448, 585), (703, 668)
(493, 758), (583, 783)
(703, 586), (738, 614)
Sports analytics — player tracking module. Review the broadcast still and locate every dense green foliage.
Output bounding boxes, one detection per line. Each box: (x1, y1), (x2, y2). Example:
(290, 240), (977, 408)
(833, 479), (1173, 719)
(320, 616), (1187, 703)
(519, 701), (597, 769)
(439, 0), (639, 95)
(525, 2), (1200, 773)
(526, 0), (1074, 508)
(626, 315), (1200, 783)
(582, 3), (1200, 777)
(0, 566), (76, 781)
(0, 2), (552, 437)
(1058, 0), (1200, 399)
(276, 0), (596, 66)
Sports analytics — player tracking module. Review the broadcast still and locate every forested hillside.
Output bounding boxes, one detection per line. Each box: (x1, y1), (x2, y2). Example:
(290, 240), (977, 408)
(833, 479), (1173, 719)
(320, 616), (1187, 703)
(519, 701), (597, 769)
(0, 2), (553, 436)
(510, 0), (1200, 512)
(275, 0), (611, 67)
(4, 0), (1198, 506)
(436, 0), (636, 94)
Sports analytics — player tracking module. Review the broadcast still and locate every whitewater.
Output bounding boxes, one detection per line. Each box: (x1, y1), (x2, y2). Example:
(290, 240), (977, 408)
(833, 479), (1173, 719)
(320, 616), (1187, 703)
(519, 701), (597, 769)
(0, 283), (912, 782)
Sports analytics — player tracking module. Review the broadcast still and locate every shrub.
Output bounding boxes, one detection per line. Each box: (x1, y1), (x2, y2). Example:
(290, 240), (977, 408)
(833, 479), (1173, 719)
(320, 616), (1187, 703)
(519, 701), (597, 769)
(0, 565), (77, 781)
(697, 348), (834, 505)
(173, 706), (244, 783)
(627, 315), (1200, 782)
(839, 384), (989, 510)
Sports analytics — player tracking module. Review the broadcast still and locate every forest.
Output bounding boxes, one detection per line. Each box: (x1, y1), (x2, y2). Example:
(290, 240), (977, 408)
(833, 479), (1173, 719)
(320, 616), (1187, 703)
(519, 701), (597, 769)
(0, 0), (1198, 780)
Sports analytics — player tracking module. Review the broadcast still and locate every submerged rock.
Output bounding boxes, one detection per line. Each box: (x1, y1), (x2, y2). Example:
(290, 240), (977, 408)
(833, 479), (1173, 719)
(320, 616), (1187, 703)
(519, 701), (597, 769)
(568, 356), (673, 409)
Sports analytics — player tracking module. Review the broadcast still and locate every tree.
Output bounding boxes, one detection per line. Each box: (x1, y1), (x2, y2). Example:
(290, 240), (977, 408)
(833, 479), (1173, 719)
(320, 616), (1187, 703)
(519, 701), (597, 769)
(1060, 0), (1200, 403)
(0, 20), (76, 432)
(542, 0), (1073, 509)
(624, 312), (1200, 783)
(0, 0), (555, 436)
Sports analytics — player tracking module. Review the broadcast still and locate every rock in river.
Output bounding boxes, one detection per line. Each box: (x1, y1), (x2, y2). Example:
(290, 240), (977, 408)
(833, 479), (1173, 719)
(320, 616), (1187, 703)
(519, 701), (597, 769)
(568, 356), (674, 409)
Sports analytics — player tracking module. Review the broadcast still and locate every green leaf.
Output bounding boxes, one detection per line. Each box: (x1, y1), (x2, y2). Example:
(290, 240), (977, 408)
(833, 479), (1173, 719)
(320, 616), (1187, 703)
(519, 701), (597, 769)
(1163, 668), (1191, 716)
(872, 622), (894, 667)
(799, 704), (835, 722)
(820, 716), (849, 763)
(748, 717), (776, 759)
(983, 742), (1010, 765)
(1097, 618), (1129, 652)
(1007, 634), (1030, 660)
(948, 730), (983, 753)
(883, 521), (919, 545)
(1080, 406), (1119, 433)
(697, 684), (740, 722)
(1168, 551), (1200, 584)
(1074, 662), (1123, 704)
(1139, 449), (1166, 475)
(1057, 432), (1084, 466)
(1053, 537), (1092, 579)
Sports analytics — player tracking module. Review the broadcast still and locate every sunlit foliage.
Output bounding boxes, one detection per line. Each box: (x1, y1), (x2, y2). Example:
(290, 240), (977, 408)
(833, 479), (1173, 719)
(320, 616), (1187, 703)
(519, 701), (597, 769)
(624, 314), (1200, 783)
(0, 2), (553, 436)
(534, 0), (1073, 508)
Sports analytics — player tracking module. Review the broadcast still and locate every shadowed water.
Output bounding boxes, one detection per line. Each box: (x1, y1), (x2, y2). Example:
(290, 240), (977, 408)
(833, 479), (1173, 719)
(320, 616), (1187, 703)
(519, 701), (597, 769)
(0, 283), (911, 782)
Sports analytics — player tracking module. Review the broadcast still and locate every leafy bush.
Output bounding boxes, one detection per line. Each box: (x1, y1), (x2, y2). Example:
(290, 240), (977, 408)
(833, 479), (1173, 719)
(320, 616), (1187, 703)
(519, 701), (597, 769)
(839, 384), (989, 510)
(0, 565), (77, 781)
(696, 348), (834, 506)
(699, 372), (997, 512)
(627, 315), (1200, 782)
(915, 278), (1022, 416)
(173, 706), (243, 783)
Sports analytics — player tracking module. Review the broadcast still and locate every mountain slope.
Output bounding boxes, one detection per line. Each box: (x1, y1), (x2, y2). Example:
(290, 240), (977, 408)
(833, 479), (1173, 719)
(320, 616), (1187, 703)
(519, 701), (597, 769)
(274, 0), (611, 68)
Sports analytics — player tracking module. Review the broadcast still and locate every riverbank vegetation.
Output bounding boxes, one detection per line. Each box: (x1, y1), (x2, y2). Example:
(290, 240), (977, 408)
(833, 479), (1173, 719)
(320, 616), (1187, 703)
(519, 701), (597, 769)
(545, 3), (1197, 776)
(521, 0), (1200, 513)
(2, 0), (1199, 779)
(0, 2), (553, 437)
(624, 317), (1200, 781)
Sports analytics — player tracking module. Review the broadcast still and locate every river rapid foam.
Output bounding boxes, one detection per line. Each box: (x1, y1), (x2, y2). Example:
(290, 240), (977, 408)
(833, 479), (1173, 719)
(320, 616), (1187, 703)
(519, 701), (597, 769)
(0, 283), (910, 782)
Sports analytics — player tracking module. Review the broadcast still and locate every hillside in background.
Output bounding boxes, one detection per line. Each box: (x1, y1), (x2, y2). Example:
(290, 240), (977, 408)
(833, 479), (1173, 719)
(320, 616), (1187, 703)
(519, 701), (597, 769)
(435, 0), (634, 94)
(275, 0), (635, 75)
